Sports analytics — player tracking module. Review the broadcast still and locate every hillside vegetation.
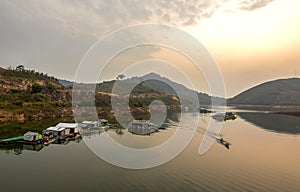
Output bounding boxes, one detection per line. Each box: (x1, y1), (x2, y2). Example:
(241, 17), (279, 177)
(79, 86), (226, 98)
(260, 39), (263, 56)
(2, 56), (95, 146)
(0, 67), (183, 122)
(229, 78), (300, 105)
(0, 66), (72, 121)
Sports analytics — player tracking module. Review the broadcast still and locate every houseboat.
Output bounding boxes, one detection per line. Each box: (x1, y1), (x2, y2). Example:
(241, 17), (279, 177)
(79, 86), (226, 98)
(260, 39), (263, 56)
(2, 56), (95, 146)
(44, 126), (66, 140)
(79, 121), (103, 137)
(129, 120), (158, 135)
(55, 123), (79, 136)
(23, 131), (43, 144)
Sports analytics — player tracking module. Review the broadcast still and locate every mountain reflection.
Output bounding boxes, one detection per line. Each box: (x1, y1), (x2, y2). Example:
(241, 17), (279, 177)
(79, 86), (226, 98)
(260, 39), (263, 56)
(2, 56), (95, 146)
(238, 112), (300, 135)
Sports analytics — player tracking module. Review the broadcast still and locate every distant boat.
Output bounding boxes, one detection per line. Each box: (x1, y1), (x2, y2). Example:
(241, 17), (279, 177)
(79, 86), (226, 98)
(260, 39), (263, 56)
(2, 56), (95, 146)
(212, 112), (237, 121)
(199, 107), (212, 113)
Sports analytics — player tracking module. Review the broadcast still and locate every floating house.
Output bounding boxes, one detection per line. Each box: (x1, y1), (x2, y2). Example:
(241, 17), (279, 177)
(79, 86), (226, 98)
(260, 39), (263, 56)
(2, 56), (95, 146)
(45, 126), (66, 137)
(56, 123), (79, 135)
(43, 123), (80, 142)
(81, 121), (101, 129)
(129, 120), (158, 135)
(23, 132), (43, 142)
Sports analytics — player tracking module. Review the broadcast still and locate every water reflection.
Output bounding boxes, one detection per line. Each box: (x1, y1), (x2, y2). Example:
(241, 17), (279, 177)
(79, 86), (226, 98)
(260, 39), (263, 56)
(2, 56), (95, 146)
(0, 136), (82, 155)
(0, 113), (300, 192)
(0, 143), (43, 155)
(238, 112), (300, 134)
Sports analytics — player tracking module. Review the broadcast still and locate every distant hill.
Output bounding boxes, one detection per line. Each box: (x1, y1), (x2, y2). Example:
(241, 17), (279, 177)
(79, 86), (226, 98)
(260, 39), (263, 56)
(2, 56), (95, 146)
(229, 78), (300, 105)
(59, 79), (73, 87)
(96, 73), (215, 106)
(0, 65), (221, 122)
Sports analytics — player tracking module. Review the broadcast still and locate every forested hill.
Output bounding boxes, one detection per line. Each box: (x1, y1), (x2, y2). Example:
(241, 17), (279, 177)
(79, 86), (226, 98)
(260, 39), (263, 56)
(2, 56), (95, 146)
(0, 65), (64, 94)
(0, 66), (72, 121)
(229, 78), (300, 105)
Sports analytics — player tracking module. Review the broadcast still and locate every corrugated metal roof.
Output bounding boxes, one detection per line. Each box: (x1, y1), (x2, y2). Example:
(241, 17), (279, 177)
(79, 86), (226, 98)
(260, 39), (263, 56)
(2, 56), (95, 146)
(46, 126), (65, 131)
(24, 131), (39, 136)
(82, 121), (98, 124)
(56, 123), (78, 128)
(57, 127), (65, 131)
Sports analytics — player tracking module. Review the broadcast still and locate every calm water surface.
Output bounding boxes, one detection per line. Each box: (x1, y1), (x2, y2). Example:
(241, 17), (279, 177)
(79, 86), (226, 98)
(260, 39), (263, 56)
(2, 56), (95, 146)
(0, 112), (300, 192)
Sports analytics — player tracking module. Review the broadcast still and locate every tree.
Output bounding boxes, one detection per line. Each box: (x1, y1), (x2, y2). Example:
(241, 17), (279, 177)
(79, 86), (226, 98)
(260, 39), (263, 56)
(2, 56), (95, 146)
(16, 65), (25, 71)
(116, 74), (125, 80)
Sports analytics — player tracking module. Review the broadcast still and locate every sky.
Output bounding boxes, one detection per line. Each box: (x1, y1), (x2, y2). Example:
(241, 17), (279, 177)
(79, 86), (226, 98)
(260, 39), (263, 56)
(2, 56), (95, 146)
(0, 0), (299, 97)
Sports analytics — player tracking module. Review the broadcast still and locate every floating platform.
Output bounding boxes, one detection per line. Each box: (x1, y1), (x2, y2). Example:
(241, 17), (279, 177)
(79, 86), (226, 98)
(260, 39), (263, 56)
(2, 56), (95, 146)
(1, 136), (24, 142)
(129, 120), (158, 135)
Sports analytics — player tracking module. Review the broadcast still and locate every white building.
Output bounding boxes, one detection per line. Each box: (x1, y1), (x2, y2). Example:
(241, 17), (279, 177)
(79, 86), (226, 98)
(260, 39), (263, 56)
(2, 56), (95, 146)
(56, 123), (79, 134)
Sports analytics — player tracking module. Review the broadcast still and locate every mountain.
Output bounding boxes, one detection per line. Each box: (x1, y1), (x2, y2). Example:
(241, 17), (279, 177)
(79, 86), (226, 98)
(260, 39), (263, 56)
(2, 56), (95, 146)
(96, 72), (214, 106)
(139, 73), (214, 105)
(229, 78), (300, 105)
(0, 65), (221, 122)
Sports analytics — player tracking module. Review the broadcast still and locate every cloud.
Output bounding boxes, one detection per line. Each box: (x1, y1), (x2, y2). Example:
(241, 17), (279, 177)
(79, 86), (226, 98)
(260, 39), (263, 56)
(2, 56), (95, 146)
(0, 0), (274, 37)
(239, 0), (274, 11)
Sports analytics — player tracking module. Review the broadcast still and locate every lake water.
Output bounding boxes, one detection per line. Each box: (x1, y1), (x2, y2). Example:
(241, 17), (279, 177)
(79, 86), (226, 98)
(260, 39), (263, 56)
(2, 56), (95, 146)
(0, 111), (300, 192)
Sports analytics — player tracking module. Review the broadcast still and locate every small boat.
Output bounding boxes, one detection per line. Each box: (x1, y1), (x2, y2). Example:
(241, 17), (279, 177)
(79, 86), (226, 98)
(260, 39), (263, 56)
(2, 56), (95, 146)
(43, 136), (59, 145)
(216, 137), (231, 149)
(199, 107), (213, 113)
(212, 112), (237, 121)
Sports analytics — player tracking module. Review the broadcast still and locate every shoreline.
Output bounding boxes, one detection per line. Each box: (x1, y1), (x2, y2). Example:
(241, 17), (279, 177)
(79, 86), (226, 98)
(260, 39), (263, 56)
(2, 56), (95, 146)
(229, 104), (300, 111)
(275, 111), (300, 117)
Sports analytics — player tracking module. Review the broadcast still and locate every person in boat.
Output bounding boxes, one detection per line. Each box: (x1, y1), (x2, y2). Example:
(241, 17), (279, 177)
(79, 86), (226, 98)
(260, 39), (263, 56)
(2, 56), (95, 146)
(223, 142), (230, 149)
(216, 137), (230, 149)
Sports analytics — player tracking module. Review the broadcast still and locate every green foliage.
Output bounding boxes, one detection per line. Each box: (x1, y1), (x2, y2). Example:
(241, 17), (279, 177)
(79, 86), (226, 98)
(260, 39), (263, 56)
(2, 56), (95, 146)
(31, 82), (43, 93)
(47, 82), (56, 90)
(2, 67), (61, 86)
(31, 93), (47, 102)
(12, 100), (23, 107)
(10, 89), (21, 94)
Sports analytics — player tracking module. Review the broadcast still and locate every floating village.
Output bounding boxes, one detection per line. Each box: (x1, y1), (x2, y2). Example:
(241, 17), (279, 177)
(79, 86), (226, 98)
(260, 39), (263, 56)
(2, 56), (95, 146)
(0, 119), (162, 146)
(0, 119), (109, 145)
(0, 108), (237, 153)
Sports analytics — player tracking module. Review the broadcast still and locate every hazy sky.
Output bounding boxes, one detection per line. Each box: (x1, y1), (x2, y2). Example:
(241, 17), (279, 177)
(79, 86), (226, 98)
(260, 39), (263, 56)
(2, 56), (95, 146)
(0, 0), (299, 97)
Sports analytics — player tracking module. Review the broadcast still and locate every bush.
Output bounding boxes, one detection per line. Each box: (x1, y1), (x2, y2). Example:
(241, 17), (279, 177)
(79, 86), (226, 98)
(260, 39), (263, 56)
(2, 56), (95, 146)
(10, 89), (21, 94)
(31, 82), (43, 93)
(47, 82), (56, 90)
